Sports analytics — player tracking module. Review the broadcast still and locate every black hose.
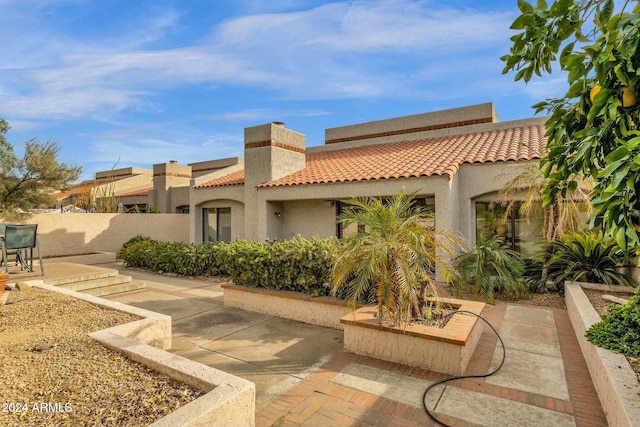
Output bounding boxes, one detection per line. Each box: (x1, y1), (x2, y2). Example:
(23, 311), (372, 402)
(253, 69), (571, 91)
(422, 310), (506, 427)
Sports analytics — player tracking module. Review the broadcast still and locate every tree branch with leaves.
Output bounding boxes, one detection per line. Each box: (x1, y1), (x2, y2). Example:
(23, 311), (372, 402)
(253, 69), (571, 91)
(0, 120), (81, 220)
(502, 0), (640, 253)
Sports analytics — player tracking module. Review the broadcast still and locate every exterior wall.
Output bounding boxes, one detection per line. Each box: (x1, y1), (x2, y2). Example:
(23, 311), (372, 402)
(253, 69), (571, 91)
(190, 184), (245, 244)
(282, 200), (337, 239)
(152, 162), (192, 214)
(314, 116), (547, 153)
(168, 186), (190, 213)
(192, 199), (245, 244)
(95, 167), (150, 181)
(243, 122), (306, 240)
(255, 176), (452, 240)
(24, 213), (190, 257)
(325, 102), (497, 146)
(93, 171), (152, 195)
(189, 157), (243, 178)
(456, 161), (537, 245)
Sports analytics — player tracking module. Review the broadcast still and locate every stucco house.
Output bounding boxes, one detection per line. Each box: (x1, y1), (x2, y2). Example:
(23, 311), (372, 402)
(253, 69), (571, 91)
(73, 102), (546, 255)
(186, 102), (546, 255)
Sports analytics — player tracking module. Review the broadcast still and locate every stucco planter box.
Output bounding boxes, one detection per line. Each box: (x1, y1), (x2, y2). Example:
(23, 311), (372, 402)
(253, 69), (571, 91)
(21, 280), (256, 427)
(565, 281), (640, 427)
(222, 283), (351, 330)
(340, 298), (486, 375)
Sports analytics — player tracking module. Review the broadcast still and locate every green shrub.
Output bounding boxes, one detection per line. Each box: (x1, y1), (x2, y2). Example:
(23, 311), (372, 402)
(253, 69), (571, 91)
(117, 237), (158, 268)
(117, 235), (154, 259)
(219, 236), (337, 296)
(586, 293), (640, 358)
(546, 231), (635, 287)
(117, 235), (337, 297)
(452, 235), (529, 303)
(118, 238), (225, 276)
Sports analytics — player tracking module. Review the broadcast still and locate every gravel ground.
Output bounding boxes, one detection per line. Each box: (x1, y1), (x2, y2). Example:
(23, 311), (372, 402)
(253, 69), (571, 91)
(0, 286), (202, 427)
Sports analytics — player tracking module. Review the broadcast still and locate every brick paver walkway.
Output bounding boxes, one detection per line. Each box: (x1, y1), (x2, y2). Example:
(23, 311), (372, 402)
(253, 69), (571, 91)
(257, 303), (608, 427)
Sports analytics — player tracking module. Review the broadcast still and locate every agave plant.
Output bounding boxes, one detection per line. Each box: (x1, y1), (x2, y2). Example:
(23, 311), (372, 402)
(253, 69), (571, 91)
(452, 235), (528, 304)
(546, 231), (635, 287)
(331, 190), (460, 328)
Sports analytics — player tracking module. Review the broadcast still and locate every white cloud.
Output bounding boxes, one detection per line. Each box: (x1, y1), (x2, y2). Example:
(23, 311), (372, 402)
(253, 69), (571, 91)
(0, 1), (518, 121)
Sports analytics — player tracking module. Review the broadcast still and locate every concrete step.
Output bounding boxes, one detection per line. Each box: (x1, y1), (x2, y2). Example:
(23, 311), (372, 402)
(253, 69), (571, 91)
(58, 274), (133, 292)
(82, 280), (146, 297)
(45, 268), (119, 286)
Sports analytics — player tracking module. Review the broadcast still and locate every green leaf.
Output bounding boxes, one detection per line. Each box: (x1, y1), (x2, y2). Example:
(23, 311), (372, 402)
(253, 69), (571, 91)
(604, 145), (631, 163)
(616, 226), (627, 250)
(597, 0), (614, 25)
(517, 0), (535, 14)
(510, 15), (527, 30)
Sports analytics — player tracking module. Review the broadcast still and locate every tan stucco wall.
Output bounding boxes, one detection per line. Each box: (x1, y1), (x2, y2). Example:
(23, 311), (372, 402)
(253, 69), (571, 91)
(192, 199), (245, 244)
(325, 103), (497, 146)
(97, 171), (153, 197)
(190, 184), (245, 243)
(256, 176), (453, 241)
(282, 200), (336, 239)
(341, 299), (485, 376)
(223, 284), (350, 330)
(167, 186), (190, 213)
(24, 213), (190, 257)
(457, 161), (538, 245)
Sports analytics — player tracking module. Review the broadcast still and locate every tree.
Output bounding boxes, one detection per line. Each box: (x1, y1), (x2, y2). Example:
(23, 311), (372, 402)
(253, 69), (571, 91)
(501, 0), (640, 254)
(330, 191), (460, 328)
(0, 120), (81, 219)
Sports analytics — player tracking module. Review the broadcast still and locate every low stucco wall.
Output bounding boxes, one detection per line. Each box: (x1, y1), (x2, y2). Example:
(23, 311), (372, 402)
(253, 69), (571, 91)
(340, 300), (485, 376)
(222, 284), (350, 330)
(22, 213), (190, 257)
(565, 282), (640, 427)
(26, 280), (255, 427)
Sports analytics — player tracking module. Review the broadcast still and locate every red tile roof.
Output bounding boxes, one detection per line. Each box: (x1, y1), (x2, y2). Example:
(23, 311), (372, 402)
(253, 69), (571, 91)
(117, 187), (152, 197)
(195, 122), (545, 189)
(195, 169), (245, 188)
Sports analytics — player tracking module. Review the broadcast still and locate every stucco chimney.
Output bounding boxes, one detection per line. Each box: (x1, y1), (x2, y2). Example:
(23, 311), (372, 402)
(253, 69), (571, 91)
(152, 161), (192, 213)
(243, 121), (306, 188)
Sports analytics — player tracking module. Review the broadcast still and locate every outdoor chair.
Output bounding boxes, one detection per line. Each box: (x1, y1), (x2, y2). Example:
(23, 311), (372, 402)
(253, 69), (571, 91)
(1, 224), (44, 276)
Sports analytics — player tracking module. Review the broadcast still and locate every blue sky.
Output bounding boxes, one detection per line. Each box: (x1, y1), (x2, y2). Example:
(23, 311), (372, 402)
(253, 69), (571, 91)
(0, 0), (565, 181)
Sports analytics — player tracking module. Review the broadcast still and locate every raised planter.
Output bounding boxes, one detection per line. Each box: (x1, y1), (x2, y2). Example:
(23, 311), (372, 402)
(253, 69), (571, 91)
(340, 298), (486, 375)
(565, 281), (640, 427)
(20, 279), (256, 427)
(222, 283), (351, 330)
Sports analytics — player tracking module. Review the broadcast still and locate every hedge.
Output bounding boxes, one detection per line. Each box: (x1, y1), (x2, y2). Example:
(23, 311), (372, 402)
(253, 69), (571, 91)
(117, 235), (337, 296)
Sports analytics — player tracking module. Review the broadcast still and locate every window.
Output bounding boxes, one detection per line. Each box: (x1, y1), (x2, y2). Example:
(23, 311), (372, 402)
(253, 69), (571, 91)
(475, 201), (543, 256)
(203, 207), (231, 242)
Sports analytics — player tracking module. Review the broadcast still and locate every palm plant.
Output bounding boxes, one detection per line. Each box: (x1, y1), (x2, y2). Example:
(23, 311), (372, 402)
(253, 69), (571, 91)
(451, 235), (528, 304)
(495, 162), (592, 291)
(331, 191), (460, 328)
(546, 231), (635, 287)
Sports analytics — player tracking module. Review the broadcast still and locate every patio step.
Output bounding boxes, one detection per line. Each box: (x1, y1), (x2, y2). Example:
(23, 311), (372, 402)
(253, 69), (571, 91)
(45, 267), (145, 296)
(57, 274), (133, 292)
(81, 279), (145, 297)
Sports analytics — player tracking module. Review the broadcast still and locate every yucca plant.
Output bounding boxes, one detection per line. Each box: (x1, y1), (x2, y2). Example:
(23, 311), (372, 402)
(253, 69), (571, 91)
(331, 190), (460, 329)
(546, 231), (635, 287)
(452, 235), (528, 304)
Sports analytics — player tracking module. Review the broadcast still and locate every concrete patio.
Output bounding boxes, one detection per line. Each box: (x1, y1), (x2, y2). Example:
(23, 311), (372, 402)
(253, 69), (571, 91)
(8, 253), (608, 426)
